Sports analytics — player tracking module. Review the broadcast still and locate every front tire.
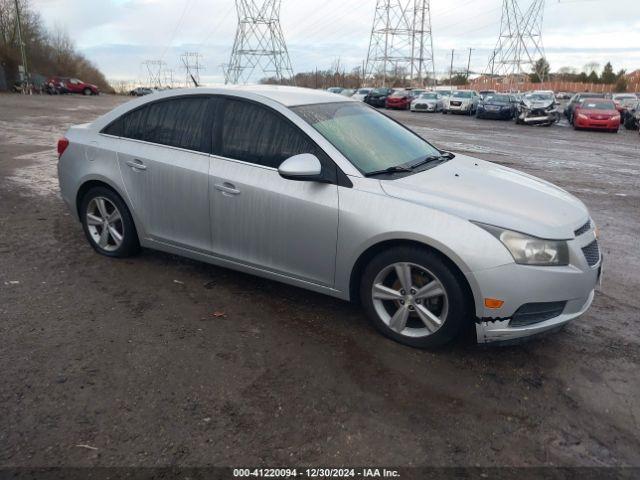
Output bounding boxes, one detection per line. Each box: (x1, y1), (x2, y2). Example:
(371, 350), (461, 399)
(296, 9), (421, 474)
(83, 88), (92, 96)
(80, 186), (140, 257)
(360, 246), (470, 349)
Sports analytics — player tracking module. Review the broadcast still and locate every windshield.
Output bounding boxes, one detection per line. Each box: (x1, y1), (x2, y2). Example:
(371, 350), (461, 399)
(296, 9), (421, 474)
(371, 88), (388, 95)
(391, 91), (408, 97)
(484, 94), (510, 103)
(420, 93), (438, 99)
(357, 89), (371, 94)
(452, 91), (472, 98)
(292, 102), (441, 175)
(582, 101), (615, 110)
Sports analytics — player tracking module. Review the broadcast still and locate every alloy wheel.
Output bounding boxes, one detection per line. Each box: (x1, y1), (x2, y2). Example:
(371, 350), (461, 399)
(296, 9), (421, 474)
(371, 262), (449, 338)
(86, 197), (124, 252)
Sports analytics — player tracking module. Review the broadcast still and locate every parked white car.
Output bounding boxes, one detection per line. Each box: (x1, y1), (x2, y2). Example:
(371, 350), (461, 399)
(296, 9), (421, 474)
(352, 88), (372, 101)
(444, 90), (480, 115)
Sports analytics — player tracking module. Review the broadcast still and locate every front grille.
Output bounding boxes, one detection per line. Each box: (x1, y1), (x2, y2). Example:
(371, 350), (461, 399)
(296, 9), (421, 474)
(574, 220), (591, 236)
(510, 301), (567, 327)
(582, 239), (600, 267)
(450, 101), (462, 106)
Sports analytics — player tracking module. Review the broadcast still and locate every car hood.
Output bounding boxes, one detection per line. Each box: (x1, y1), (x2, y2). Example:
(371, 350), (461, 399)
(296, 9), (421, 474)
(380, 154), (587, 239)
(450, 97), (471, 103)
(415, 98), (438, 103)
(482, 101), (509, 107)
(523, 99), (553, 109)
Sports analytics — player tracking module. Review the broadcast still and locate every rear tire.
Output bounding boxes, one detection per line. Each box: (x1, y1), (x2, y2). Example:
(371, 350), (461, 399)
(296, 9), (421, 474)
(80, 186), (140, 258)
(360, 246), (470, 349)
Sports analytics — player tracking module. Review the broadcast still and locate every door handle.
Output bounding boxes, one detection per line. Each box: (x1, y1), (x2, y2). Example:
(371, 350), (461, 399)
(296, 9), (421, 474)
(126, 159), (147, 171)
(214, 182), (240, 196)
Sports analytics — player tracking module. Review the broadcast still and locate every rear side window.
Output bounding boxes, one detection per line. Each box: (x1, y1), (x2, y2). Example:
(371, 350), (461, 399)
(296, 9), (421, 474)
(144, 97), (212, 151)
(102, 96), (214, 153)
(218, 98), (323, 169)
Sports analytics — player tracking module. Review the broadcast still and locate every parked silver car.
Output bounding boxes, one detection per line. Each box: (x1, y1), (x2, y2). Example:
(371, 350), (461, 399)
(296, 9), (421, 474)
(410, 92), (444, 112)
(57, 86), (601, 348)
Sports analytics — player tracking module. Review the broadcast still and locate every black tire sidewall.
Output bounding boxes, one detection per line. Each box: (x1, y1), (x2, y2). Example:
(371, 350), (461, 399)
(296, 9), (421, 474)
(360, 246), (471, 349)
(80, 186), (140, 257)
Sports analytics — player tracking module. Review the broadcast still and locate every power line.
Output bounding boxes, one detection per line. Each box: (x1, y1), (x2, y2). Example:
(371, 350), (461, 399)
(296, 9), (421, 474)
(225, 0), (295, 85)
(486, 0), (546, 83)
(364, 0), (436, 87)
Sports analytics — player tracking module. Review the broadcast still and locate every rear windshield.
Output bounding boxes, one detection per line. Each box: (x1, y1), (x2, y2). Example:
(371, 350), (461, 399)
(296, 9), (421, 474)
(581, 101), (615, 110)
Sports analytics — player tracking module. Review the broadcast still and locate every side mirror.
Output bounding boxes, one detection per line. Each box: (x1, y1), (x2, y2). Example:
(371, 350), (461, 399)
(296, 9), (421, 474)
(278, 153), (322, 182)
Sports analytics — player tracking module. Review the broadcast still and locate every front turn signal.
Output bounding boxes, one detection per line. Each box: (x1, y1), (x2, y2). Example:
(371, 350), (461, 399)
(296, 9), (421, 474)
(484, 298), (504, 309)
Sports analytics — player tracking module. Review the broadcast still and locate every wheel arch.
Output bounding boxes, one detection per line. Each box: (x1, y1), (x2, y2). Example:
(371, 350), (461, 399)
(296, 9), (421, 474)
(75, 178), (143, 240)
(348, 239), (477, 315)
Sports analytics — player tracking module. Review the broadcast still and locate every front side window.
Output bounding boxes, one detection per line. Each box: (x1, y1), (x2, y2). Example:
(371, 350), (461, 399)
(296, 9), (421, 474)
(219, 99), (323, 169)
(292, 102), (441, 175)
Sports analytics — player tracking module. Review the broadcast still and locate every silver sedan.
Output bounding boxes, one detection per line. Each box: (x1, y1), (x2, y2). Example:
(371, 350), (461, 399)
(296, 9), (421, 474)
(57, 85), (601, 348)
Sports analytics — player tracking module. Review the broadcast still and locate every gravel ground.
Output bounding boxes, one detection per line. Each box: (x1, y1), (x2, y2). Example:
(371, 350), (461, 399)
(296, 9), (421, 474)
(1, 94), (639, 469)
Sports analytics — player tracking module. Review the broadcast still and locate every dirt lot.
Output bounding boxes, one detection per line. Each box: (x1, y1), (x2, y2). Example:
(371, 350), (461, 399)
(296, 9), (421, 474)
(1, 94), (639, 469)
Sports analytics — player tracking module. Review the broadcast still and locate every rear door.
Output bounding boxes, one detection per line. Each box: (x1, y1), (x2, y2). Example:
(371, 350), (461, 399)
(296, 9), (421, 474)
(208, 97), (340, 286)
(112, 96), (216, 252)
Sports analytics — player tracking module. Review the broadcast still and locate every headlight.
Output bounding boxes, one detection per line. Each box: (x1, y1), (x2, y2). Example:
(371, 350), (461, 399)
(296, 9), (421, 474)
(577, 113), (588, 120)
(474, 223), (569, 266)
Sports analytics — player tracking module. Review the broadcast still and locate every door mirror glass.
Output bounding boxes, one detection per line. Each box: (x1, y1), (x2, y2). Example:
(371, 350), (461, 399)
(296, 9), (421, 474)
(278, 153), (322, 181)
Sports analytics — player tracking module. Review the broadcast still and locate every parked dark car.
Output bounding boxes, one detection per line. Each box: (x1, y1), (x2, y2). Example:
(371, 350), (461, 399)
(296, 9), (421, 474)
(621, 99), (639, 130)
(564, 92), (605, 123)
(476, 94), (518, 120)
(364, 87), (394, 108)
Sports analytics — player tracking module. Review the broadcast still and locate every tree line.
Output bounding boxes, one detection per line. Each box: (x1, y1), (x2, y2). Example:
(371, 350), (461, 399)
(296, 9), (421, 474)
(0, 0), (111, 91)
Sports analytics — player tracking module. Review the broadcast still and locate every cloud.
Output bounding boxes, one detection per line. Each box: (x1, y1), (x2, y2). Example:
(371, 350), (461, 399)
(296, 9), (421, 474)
(31, 0), (640, 83)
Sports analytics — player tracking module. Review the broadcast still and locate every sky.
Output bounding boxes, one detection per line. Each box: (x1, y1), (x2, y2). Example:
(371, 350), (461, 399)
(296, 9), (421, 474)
(31, 0), (640, 86)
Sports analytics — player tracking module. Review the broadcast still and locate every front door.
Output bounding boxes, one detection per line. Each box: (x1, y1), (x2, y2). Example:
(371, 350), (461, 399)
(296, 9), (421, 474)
(209, 98), (340, 287)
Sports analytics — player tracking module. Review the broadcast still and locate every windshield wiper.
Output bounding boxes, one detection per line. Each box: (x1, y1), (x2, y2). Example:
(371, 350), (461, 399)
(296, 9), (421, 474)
(408, 151), (455, 169)
(364, 165), (413, 177)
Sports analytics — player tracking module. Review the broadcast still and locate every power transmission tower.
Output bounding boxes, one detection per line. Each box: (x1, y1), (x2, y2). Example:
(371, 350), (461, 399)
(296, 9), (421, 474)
(487, 0), (546, 84)
(142, 60), (166, 89)
(181, 52), (204, 87)
(364, 0), (436, 87)
(225, 0), (295, 85)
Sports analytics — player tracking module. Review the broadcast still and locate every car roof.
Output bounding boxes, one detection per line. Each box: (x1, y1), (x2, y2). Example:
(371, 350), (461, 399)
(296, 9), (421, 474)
(140, 85), (358, 107)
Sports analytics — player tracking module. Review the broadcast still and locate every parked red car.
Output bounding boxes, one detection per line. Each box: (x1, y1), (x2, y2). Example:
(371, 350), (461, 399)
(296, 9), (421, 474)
(573, 99), (620, 133)
(63, 78), (99, 95)
(385, 89), (422, 110)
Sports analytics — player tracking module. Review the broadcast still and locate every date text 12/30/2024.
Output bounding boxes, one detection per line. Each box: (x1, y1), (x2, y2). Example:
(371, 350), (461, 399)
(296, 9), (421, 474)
(233, 468), (401, 478)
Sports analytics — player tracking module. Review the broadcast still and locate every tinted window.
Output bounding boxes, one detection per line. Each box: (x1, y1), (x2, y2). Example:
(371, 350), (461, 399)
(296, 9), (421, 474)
(104, 97), (213, 152)
(143, 97), (212, 151)
(219, 99), (323, 169)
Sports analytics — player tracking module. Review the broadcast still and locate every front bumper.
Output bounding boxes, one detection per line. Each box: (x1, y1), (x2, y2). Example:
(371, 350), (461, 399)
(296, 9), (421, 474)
(469, 230), (601, 344)
(448, 103), (471, 113)
(411, 103), (437, 112)
(478, 108), (511, 119)
(574, 117), (620, 129)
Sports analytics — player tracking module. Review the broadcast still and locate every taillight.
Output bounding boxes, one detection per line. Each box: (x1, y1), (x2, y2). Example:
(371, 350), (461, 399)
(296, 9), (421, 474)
(57, 137), (69, 158)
